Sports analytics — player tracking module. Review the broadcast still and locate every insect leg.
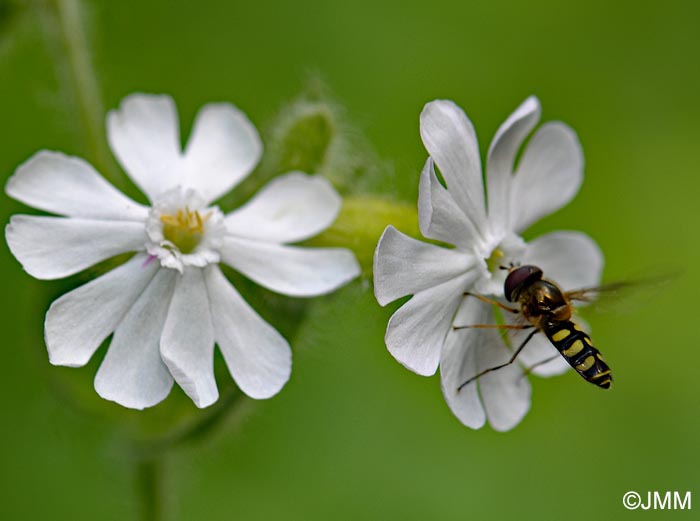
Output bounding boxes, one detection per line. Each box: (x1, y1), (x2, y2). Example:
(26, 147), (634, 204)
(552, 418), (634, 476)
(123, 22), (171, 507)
(457, 329), (538, 392)
(520, 355), (560, 379)
(463, 292), (520, 314)
(453, 324), (533, 331)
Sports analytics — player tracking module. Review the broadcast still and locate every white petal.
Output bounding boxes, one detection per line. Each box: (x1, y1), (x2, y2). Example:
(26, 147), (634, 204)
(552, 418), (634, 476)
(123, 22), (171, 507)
(161, 268), (218, 408)
(418, 158), (482, 248)
(94, 268), (176, 409)
(420, 100), (487, 233)
(486, 97), (541, 237)
(6, 215), (146, 279)
(45, 253), (159, 367)
(107, 94), (182, 201)
(476, 330), (532, 432)
(6, 151), (148, 220)
(373, 225), (474, 306)
(220, 237), (359, 297)
(510, 122), (584, 232)
(183, 103), (262, 204)
(385, 272), (475, 376)
(225, 172), (339, 243)
(523, 231), (603, 290)
(205, 266), (291, 399)
(440, 297), (488, 429)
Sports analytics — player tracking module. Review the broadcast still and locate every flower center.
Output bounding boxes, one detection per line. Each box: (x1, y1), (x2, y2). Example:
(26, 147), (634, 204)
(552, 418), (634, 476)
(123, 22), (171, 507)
(160, 207), (211, 254)
(485, 247), (505, 273)
(145, 187), (226, 273)
(472, 233), (527, 296)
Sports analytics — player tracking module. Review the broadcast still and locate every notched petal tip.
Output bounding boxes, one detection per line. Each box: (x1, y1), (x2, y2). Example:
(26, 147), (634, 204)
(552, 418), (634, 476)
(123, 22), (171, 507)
(287, 171), (343, 218)
(224, 170), (342, 243)
(5, 150), (56, 197)
(510, 121), (585, 232)
(182, 101), (264, 204)
(160, 353), (219, 409)
(440, 386), (487, 430)
(243, 361), (292, 400)
(520, 95), (541, 113)
(195, 101), (263, 155)
(93, 385), (163, 411)
(417, 158), (435, 236)
(420, 98), (464, 120)
(46, 350), (90, 369)
(114, 92), (177, 112)
(106, 93), (177, 135)
(4, 216), (42, 280)
(384, 313), (444, 378)
(372, 225), (397, 306)
(206, 266), (293, 400)
(45, 298), (93, 368)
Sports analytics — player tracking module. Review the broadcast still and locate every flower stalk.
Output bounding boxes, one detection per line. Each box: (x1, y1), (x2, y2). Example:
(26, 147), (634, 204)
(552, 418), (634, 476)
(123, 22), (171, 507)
(39, 0), (119, 182)
(135, 454), (165, 521)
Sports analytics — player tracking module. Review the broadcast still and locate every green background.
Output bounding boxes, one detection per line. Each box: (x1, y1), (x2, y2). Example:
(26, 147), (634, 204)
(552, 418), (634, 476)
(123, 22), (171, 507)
(1, 0), (698, 519)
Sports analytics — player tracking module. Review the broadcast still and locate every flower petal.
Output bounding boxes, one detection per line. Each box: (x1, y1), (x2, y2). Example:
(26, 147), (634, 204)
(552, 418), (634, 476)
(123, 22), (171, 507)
(220, 237), (359, 297)
(161, 268), (218, 408)
(486, 96), (541, 237)
(6, 215), (146, 279)
(5, 151), (148, 220)
(205, 266), (291, 399)
(224, 172), (339, 243)
(523, 231), (603, 290)
(107, 94), (182, 201)
(373, 225), (475, 306)
(183, 103), (262, 204)
(476, 329), (532, 432)
(439, 297), (488, 429)
(94, 268), (176, 409)
(420, 100), (486, 233)
(385, 272), (475, 376)
(45, 253), (159, 367)
(418, 158), (482, 248)
(510, 122), (584, 232)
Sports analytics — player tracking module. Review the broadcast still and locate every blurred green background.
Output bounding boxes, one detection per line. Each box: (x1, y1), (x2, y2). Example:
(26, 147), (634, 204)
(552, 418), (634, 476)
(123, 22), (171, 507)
(1, 0), (699, 519)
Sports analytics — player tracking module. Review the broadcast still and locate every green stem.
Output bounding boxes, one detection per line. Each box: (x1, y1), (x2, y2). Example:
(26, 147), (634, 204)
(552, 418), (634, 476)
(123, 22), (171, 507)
(54, 0), (111, 172)
(139, 388), (247, 455)
(136, 454), (166, 521)
(129, 390), (247, 521)
(42, 0), (119, 181)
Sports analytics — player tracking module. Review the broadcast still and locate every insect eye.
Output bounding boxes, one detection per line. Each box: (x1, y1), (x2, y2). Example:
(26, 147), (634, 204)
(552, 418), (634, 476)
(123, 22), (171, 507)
(504, 265), (543, 302)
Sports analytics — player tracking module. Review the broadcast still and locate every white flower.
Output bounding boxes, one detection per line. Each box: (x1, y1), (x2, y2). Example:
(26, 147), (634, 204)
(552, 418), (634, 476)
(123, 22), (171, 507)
(373, 96), (603, 431)
(6, 93), (360, 410)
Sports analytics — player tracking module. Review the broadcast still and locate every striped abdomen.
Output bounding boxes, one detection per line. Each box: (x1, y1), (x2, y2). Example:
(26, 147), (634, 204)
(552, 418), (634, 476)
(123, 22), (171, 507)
(544, 321), (612, 389)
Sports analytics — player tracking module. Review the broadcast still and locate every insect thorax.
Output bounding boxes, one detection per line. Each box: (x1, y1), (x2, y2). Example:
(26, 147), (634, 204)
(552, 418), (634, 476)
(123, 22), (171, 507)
(517, 279), (572, 325)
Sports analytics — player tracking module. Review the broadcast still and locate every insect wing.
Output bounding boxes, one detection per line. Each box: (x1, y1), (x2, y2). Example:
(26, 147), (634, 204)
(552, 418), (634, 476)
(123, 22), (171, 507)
(564, 280), (638, 303)
(564, 273), (676, 315)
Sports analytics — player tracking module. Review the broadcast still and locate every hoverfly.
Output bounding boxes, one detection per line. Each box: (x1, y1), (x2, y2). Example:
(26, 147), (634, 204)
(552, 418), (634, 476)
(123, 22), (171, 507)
(456, 264), (614, 391)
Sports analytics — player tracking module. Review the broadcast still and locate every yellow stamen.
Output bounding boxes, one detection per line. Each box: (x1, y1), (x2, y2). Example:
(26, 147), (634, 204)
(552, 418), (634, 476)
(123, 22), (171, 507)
(486, 248), (504, 272)
(160, 207), (211, 253)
